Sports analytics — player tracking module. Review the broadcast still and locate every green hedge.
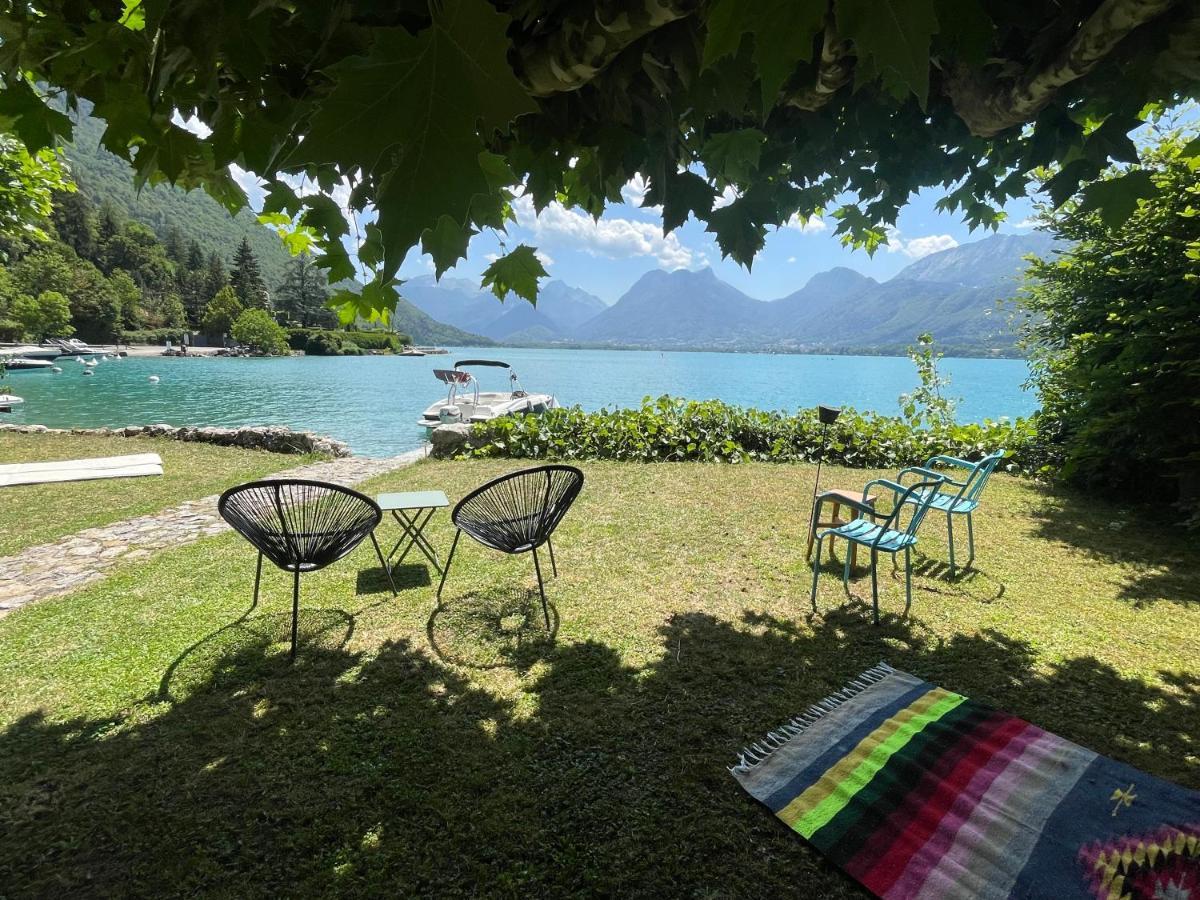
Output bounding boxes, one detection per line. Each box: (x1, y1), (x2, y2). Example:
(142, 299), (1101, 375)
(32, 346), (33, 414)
(287, 328), (410, 355)
(121, 328), (189, 344)
(469, 396), (1046, 474)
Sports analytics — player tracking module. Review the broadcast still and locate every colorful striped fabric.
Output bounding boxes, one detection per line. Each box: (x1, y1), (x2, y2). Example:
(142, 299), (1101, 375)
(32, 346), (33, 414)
(732, 664), (1200, 899)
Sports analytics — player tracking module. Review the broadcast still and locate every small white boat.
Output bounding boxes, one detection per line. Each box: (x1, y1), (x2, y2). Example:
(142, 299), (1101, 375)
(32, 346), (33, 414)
(417, 359), (558, 432)
(0, 344), (60, 361)
(84, 359), (98, 368)
(2, 358), (54, 371)
(44, 338), (103, 356)
(0, 393), (22, 411)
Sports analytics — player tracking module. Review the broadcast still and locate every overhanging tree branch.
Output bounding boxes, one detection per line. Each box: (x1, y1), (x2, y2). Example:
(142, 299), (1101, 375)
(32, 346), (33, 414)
(515, 0), (697, 95)
(946, 0), (1180, 137)
(785, 22), (853, 113)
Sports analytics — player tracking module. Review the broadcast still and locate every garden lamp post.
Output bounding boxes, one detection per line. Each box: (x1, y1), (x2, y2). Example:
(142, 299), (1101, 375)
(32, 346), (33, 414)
(809, 405), (842, 529)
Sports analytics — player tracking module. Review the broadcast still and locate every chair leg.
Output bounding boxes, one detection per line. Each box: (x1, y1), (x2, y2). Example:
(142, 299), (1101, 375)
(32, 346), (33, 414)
(870, 550), (879, 626)
(253, 552), (263, 605)
(436, 529), (461, 599)
(966, 512), (975, 570)
(810, 535), (824, 612)
(532, 547), (550, 630)
(842, 544), (852, 594)
(547, 535), (558, 577)
(946, 511), (956, 578)
(369, 531), (397, 596)
(904, 546), (913, 616)
(290, 568), (300, 662)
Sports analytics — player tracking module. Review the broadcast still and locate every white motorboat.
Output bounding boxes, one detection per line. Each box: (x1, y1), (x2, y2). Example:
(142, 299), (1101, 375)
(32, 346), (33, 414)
(2, 358), (54, 371)
(0, 344), (60, 361)
(0, 393), (22, 411)
(417, 359), (558, 431)
(43, 337), (103, 356)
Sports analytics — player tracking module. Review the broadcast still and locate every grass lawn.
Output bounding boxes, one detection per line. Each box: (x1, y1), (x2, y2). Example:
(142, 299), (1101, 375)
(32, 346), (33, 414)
(0, 459), (1196, 896)
(0, 433), (320, 556)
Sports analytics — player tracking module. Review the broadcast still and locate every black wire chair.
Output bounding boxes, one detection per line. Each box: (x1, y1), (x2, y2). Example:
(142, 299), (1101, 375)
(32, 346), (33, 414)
(218, 479), (396, 660)
(436, 465), (585, 628)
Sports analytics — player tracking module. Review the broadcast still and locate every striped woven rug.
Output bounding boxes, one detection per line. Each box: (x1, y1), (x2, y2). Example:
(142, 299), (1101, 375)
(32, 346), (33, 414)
(732, 663), (1199, 899)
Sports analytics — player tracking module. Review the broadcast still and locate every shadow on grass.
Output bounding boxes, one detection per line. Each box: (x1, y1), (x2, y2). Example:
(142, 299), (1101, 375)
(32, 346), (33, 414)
(426, 586), (557, 671)
(0, 608), (1196, 896)
(1029, 485), (1200, 607)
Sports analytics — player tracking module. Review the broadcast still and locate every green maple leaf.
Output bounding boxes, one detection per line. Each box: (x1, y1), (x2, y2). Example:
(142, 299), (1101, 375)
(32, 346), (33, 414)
(706, 195), (771, 268)
(481, 245), (547, 304)
(702, 129), (765, 185)
(644, 170), (716, 233)
(292, 0), (536, 276)
(422, 215), (475, 278)
(1079, 169), (1158, 228)
(835, 0), (938, 106)
(0, 79), (72, 151)
(703, 0), (826, 113)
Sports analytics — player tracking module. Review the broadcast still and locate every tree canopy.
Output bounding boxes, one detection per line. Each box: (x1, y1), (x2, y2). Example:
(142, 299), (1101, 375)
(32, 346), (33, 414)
(0, 0), (1197, 319)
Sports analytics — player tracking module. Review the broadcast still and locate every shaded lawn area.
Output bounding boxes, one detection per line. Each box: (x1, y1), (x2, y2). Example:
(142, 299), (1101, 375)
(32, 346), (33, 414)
(0, 433), (319, 555)
(0, 459), (1196, 896)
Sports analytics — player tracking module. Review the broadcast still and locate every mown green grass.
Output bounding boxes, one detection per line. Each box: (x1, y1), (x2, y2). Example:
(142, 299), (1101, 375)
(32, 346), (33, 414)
(0, 434), (319, 555)
(0, 459), (1196, 897)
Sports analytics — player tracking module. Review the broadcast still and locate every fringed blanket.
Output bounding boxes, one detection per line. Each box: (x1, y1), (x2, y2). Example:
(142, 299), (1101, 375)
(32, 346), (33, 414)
(731, 663), (1199, 899)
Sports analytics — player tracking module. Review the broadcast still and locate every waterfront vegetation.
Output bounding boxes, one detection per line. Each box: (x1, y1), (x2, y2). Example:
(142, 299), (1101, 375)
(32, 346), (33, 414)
(471, 396), (1042, 473)
(0, 456), (1195, 895)
(0, 433), (317, 556)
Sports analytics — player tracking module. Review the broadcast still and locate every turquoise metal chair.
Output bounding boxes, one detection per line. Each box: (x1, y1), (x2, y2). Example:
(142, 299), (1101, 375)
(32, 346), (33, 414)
(809, 477), (944, 625)
(897, 449), (1006, 576)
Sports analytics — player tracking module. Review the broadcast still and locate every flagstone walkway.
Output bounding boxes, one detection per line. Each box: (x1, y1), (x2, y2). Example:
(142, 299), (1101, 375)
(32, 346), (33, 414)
(0, 448), (426, 616)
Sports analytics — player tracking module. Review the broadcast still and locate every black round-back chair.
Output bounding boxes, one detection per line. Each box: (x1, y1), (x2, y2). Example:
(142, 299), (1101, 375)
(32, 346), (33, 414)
(218, 479), (396, 660)
(436, 465), (585, 628)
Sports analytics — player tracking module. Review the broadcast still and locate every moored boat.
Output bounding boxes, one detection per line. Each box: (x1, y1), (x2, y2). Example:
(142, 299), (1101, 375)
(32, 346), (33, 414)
(417, 359), (558, 432)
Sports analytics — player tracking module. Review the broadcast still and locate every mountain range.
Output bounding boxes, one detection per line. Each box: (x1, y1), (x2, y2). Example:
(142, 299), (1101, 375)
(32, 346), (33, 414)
(401, 232), (1058, 355)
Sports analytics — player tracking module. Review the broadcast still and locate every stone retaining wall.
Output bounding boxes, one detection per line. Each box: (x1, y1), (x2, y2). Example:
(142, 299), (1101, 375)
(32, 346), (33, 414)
(0, 422), (352, 457)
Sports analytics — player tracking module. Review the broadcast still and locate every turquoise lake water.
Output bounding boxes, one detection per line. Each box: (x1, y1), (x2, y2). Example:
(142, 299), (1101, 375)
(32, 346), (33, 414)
(2, 348), (1036, 457)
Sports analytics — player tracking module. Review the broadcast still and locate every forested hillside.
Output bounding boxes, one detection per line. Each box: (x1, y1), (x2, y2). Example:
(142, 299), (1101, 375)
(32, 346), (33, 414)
(63, 108), (295, 288)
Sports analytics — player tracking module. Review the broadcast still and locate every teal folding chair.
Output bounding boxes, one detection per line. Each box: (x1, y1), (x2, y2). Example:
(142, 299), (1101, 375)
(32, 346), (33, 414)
(810, 477), (943, 624)
(897, 449), (1006, 576)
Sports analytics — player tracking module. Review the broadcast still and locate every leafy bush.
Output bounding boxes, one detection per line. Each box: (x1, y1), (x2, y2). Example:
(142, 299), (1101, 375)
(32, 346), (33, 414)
(287, 327), (409, 355)
(231, 308), (291, 355)
(468, 396), (1040, 473)
(1021, 134), (1200, 518)
(121, 328), (189, 344)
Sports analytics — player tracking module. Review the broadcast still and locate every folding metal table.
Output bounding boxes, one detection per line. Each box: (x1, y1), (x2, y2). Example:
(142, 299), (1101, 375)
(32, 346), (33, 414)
(376, 490), (450, 574)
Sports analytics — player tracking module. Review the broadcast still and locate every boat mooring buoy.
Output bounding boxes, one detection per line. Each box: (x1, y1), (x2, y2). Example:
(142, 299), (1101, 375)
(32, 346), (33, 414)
(148, 375), (160, 383)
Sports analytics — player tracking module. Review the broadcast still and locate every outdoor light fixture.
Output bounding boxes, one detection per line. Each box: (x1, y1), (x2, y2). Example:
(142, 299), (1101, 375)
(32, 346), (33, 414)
(809, 405), (842, 529)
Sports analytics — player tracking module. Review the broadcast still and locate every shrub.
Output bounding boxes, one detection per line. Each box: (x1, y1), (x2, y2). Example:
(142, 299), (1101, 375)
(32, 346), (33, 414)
(120, 328), (189, 345)
(468, 396), (1041, 474)
(231, 308), (291, 355)
(287, 327), (408, 355)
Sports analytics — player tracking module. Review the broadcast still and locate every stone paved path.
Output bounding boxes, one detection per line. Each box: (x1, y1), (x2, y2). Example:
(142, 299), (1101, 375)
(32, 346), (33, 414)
(0, 449), (426, 616)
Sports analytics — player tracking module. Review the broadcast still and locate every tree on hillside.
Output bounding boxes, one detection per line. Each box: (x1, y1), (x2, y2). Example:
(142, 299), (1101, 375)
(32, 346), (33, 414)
(0, 2), (1196, 320)
(1021, 133), (1200, 518)
(231, 308), (290, 355)
(162, 225), (187, 267)
(96, 203), (121, 246)
(275, 254), (334, 327)
(185, 240), (205, 271)
(202, 252), (228, 303)
(49, 188), (97, 261)
(107, 269), (143, 331)
(201, 286), (244, 337)
(11, 290), (73, 340)
(230, 238), (268, 309)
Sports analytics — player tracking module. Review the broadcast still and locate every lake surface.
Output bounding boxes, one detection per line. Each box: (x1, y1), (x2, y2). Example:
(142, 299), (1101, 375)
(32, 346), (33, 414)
(2, 347), (1036, 457)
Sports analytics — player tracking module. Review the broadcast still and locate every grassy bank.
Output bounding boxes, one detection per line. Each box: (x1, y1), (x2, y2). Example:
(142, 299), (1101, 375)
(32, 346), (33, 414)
(0, 459), (1195, 896)
(0, 433), (320, 555)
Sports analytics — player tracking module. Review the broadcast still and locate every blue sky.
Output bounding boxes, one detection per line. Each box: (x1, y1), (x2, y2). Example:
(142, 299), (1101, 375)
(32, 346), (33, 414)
(393, 181), (1041, 304)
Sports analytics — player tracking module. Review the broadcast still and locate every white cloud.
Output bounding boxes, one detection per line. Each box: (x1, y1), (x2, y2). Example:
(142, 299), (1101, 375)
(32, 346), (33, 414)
(620, 175), (657, 209)
(713, 185), (738, 210)
(787, 256), (797, 263)
(535, 249), (554, 267)
(884, 227), (958, 259)
(512, 194), (696, 269)
(784, 213), (827, 234)
(1013, 217), (1039, 229)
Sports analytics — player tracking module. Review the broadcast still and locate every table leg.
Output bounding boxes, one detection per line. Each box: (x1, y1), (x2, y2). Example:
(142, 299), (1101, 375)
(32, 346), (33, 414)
(387, 508), (443, 574)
